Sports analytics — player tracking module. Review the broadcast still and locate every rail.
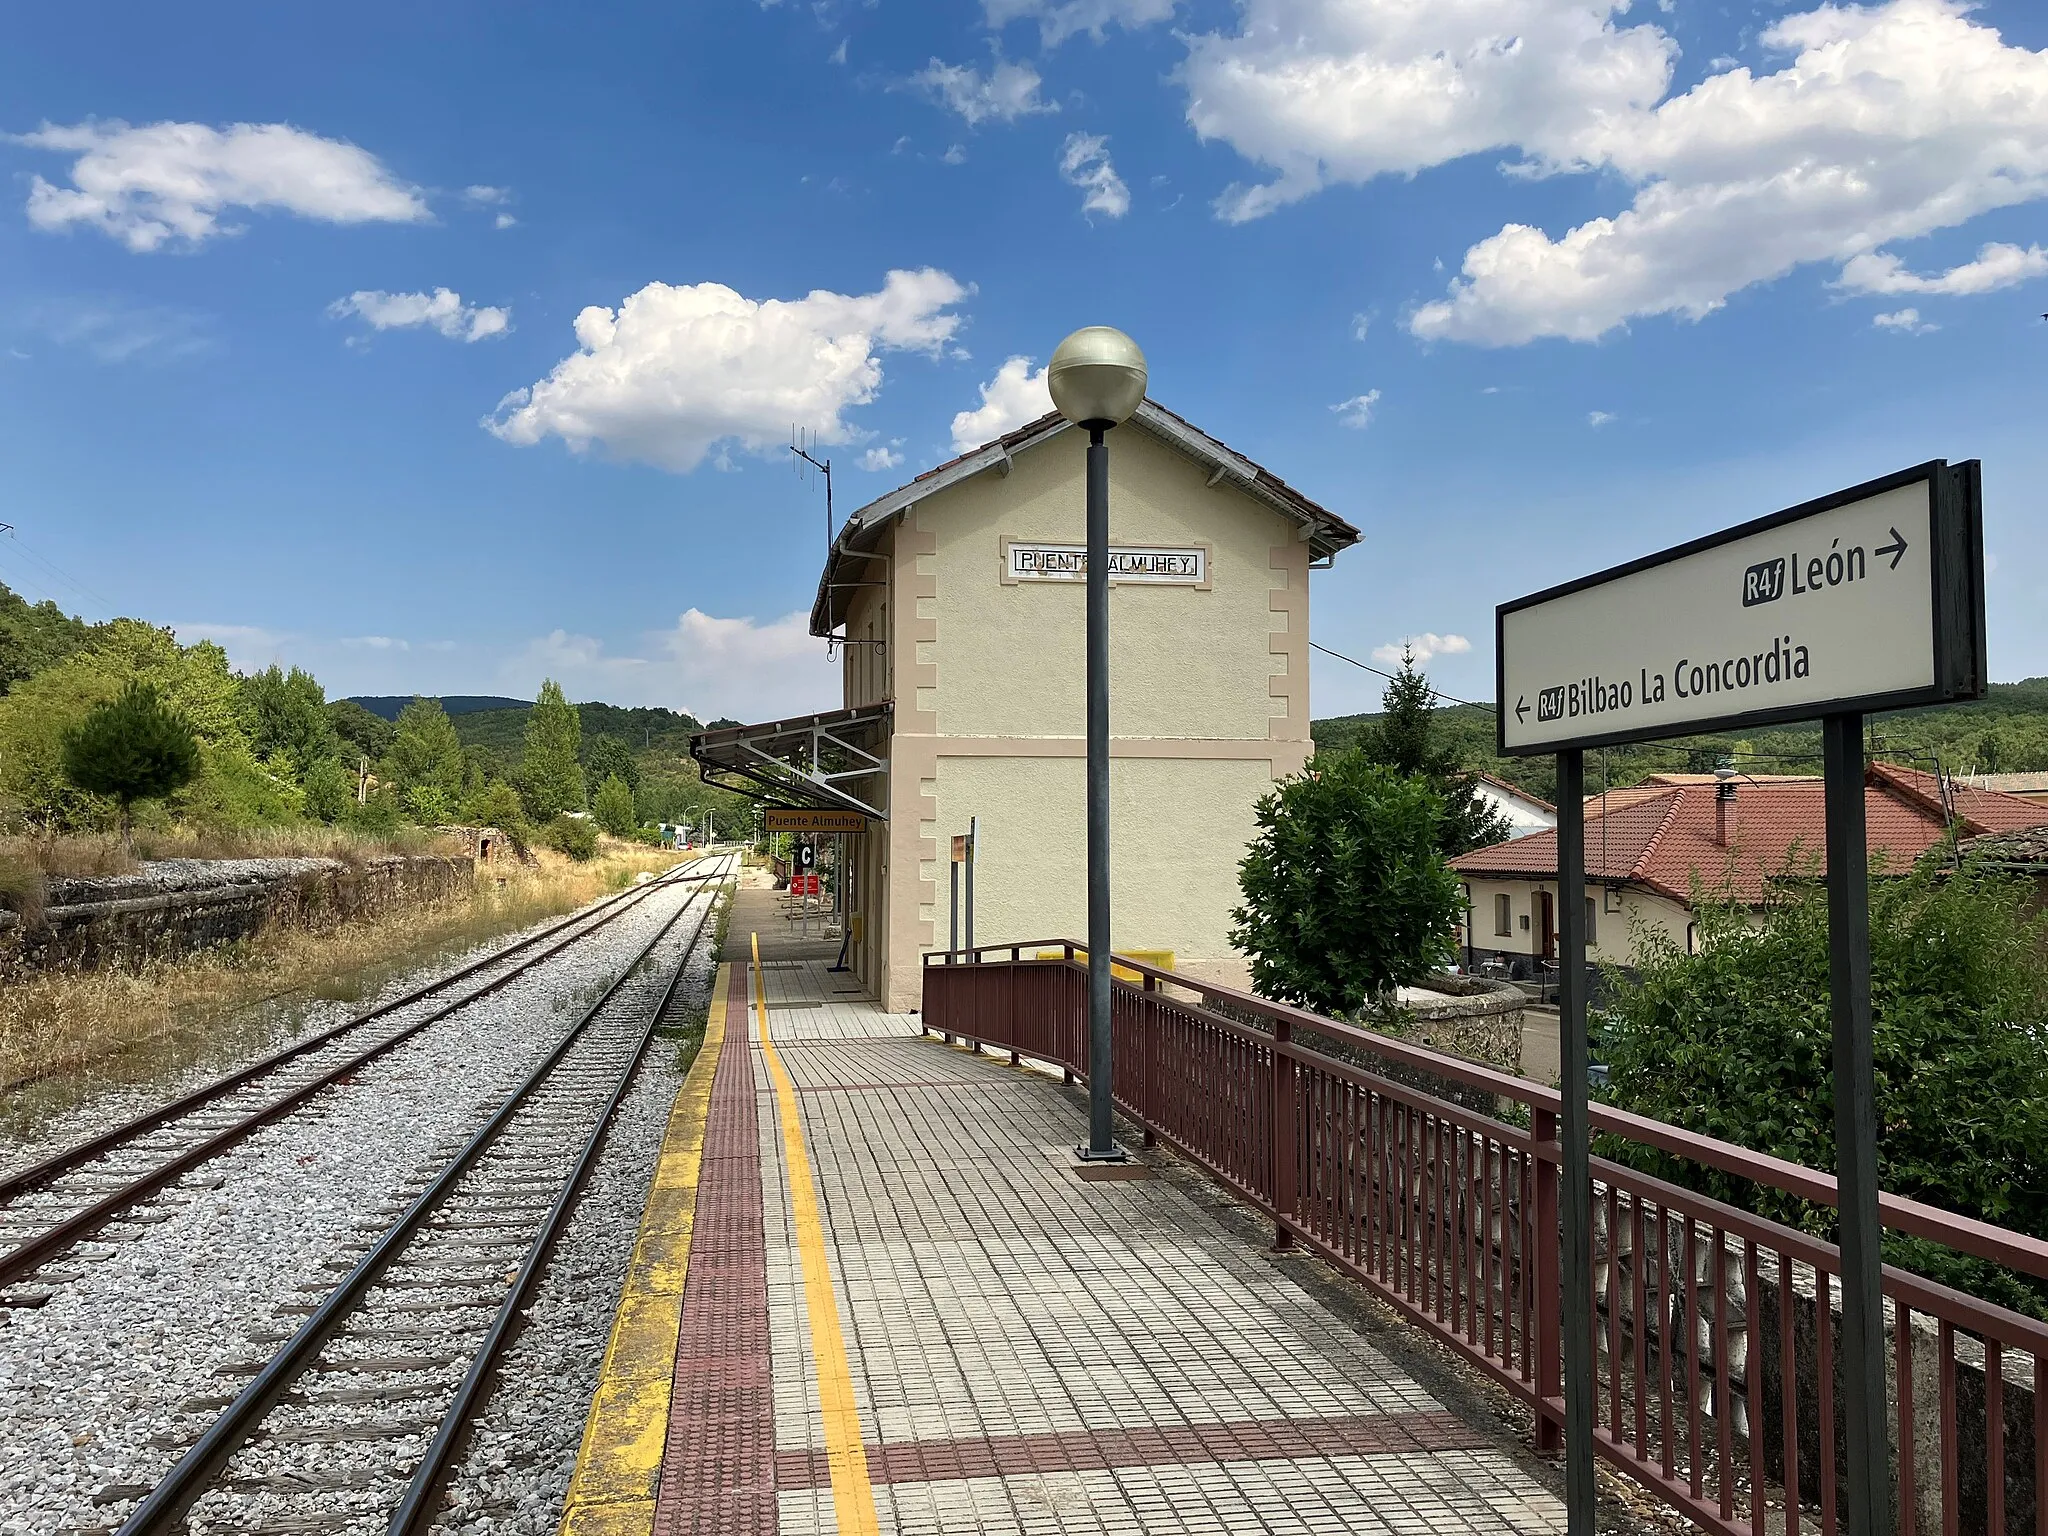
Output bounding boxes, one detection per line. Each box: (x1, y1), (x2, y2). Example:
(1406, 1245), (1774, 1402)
(924, 941), (2048, 1536)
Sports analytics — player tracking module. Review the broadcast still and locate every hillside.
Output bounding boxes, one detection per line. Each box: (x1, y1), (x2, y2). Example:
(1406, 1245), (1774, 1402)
(1314, 676), (2048, 805)
(346, 695), (529, 721)
(445, 702), (707, 767)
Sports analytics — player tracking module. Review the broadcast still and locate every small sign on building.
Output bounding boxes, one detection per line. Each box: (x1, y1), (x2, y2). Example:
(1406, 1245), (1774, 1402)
(1002, 537), (1210, 587)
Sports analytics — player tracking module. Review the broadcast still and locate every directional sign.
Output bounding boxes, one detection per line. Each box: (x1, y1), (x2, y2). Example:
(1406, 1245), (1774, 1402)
(1496, 461), (1984, 756)
(762, 808), (869, 834)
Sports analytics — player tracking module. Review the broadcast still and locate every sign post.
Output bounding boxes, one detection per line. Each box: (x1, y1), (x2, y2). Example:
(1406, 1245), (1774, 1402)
(1496, 461), (1984, 1536)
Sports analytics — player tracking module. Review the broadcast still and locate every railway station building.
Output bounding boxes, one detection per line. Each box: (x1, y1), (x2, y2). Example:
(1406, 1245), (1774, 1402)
(693, 402), (1359, 1012)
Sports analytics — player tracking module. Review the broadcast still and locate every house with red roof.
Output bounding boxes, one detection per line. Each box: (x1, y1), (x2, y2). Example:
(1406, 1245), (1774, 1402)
(1446, 762), (2048, 976)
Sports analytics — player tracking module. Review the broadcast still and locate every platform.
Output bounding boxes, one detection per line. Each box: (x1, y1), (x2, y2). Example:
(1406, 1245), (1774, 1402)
(561, 893), (1567, 1536)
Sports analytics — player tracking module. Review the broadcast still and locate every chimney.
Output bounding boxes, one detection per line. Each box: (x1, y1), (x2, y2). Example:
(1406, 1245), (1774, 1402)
(1715, 764), (1738, 848)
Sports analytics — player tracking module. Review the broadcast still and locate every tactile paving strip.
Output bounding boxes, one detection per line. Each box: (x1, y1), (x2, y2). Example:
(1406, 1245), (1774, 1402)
(652, 964), (777, 1536)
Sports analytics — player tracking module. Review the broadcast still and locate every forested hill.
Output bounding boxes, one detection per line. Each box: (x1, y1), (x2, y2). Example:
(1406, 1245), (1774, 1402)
(1314, 676), (2048, 806)
(445, 702), (709, 763)
(347, 695), (527, 721)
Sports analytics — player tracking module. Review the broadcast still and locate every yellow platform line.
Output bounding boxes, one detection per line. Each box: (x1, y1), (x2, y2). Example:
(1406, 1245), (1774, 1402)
(557, 962), (728, 1536)
(753, 931), (882, 1536)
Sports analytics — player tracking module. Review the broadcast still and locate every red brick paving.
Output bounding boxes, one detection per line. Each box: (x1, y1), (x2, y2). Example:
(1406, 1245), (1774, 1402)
(771, 1411), (1489, 1490)
(652, 964), (777, 1536)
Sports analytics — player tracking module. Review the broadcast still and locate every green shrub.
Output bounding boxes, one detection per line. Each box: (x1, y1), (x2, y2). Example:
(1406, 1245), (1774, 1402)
(302, 757), (353, 823)
(592, 774), (638, 838)
(1231, 750), (1464, 1016)
(1600, 852), (2048, 1317)
(544, 813), (598, 861)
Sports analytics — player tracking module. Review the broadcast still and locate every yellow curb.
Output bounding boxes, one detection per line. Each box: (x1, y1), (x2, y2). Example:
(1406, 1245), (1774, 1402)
(753, 931), (882, 1536)
(556, 960), (729, 1534)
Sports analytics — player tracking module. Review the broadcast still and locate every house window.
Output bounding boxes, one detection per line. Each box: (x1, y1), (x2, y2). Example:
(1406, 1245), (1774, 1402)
(1494, 893), (1512, 936)
(1585, 897), (1597, 946)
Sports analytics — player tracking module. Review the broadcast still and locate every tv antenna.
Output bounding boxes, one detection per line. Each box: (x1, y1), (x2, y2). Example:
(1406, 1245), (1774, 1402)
(789, 427), (833, 563)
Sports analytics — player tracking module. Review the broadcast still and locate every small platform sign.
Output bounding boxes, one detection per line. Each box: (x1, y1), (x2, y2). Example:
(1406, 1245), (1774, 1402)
(1496, 461), (1984, 756)
(763, 808), (869, 834)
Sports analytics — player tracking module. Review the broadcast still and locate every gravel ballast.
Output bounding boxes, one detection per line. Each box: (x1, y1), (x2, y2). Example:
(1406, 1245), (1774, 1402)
(0, 870), (724, 1536)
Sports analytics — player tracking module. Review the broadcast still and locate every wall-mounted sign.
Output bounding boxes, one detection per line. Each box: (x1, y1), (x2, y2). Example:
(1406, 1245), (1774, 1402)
(1496, 461), (1984, 756)
(951, 834), (969, 864)
(1002, 537), (1210, 587)
(763, 808), (870, 834)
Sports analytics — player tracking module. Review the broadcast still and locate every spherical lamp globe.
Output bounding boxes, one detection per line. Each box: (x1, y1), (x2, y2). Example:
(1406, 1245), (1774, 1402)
(1048, 327), (1148, 429)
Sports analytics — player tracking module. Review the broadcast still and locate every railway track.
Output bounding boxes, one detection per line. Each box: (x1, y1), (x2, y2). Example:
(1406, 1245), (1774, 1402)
(112, 851), (735, 1535)
(0, 851), (721, 1294)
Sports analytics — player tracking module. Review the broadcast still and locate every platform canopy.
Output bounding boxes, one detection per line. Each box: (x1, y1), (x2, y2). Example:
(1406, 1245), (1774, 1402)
(688, 702), (890, 820)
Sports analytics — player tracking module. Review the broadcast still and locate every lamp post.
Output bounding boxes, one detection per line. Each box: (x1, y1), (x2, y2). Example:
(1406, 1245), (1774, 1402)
(1048, 325), (1148, 1161)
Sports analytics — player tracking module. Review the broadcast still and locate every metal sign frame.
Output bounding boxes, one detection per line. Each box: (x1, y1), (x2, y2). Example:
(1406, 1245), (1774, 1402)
(1496, 459), (1988, 1536)
(1494, 459), (1984, 757)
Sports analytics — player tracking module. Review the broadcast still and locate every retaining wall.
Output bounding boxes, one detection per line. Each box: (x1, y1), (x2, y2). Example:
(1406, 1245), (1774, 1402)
(0, 854), (474, 971)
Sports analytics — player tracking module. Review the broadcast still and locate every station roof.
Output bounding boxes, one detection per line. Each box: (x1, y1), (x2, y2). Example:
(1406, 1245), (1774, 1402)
(689, 702), (892, 819)
(810, 399), (1362, 636)
(1447, 763), (2048, 906)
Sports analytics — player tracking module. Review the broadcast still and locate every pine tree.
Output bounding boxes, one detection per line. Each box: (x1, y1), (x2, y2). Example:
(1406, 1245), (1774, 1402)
(1360, 648), (1512, 856)
(520, 680), (586, 821)
(60, 681), (200, 847)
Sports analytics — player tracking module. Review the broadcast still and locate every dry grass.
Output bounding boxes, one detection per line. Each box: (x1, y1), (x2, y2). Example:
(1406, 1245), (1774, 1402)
(0, 842), (684, 1095)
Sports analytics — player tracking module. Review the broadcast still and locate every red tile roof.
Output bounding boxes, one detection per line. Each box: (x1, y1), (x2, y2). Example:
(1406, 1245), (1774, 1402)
(1448, 764), (2048, 905)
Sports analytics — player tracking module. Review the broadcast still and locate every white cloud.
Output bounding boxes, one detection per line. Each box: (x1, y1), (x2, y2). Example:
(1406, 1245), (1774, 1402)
(951, 356), (1053, 451)
(1330, 389), (1380, 429)
(12, 119), (428, 252)
(982, 0), (1175, 47)
(1184, 0), (1676, 223)
(860, 440), (906, 471)
(1177, 0), (2048, 345)
(330, 288), (511, 343)
(943, 143), (968, 165)
(488, 269), (968, 473)
(1588, 409), (1617, 427)
(507, 611), (839, 721)
(829, 37), (849, 65)
(909, 58), (1055, 125)
(174, 622), (291, 671)
(1350, 312), (1370, 341)
(1372, 632), (1471, 666)
(345, 634), (411, 650)
(1872, 308), (1938, 334)
(462, 185), (510, 205)
(1403, 1), (2048, 344)
(1058, 133), (1130, 218)
(494, 212), (518, 230)
(1840, 241), (2048, 297)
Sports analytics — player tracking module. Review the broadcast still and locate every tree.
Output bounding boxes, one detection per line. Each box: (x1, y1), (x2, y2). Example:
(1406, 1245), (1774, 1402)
(60, 682), (200, 847)
(1360, 651), (1513, 856)
(520, 679), (585, 820)
(1600, 853), (2048, 1317)
(302, 756), (353, 823)
(582, 733), (640, 795)
(239, 665), (339, 776)
(0, 580), (99, 696)
(382, 698), (466, 824)
(328, 698), (397, 761)
(464, 778), (528, 834)
(592, 774), (638, 837)
(1230, 752), (1465, 1016)
(544, 813), (598, 861)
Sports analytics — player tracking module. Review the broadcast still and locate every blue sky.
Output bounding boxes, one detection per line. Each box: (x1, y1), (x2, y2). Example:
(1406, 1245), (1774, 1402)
(3, 0), (2045, 723)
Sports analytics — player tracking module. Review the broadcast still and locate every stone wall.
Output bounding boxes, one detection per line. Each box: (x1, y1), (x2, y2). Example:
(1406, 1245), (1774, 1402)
(0, 854), (474, 972)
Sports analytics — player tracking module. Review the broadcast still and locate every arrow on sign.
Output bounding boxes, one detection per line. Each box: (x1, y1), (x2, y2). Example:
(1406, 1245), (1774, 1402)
(1876, 527), (1908, 570)
(1516, 696), (1530, 723)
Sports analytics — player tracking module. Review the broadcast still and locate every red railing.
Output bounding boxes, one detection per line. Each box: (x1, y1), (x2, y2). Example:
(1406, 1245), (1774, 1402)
(924, 943), (2048, 1536)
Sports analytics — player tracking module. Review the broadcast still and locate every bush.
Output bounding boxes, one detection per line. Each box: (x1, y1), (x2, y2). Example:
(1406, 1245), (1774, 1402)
(341, 787), (405, 834)
(544, 813), (598, 861)
(302, 757), (353, 823)
(592, 774), (638, 838)
(1599, 852), (2048, 1317)
(1230, 751), (1465, 1016)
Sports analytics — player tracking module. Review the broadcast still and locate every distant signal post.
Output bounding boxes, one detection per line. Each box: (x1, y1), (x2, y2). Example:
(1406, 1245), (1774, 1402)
(1496, 460), (1986, 1536)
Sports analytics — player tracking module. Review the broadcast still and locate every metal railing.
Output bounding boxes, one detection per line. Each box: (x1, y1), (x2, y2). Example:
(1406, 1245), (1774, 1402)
(923, 942), (2048, 1536)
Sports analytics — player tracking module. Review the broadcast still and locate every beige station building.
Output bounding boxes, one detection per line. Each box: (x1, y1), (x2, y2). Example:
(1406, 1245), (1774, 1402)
(693, 402), (1360, 1013)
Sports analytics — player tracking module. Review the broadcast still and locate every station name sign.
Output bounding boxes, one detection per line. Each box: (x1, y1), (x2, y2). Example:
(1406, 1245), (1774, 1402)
(1003, 539), (1208, 586)
(762, 808), (870, 834)
(1496, 461), (1985, 756)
